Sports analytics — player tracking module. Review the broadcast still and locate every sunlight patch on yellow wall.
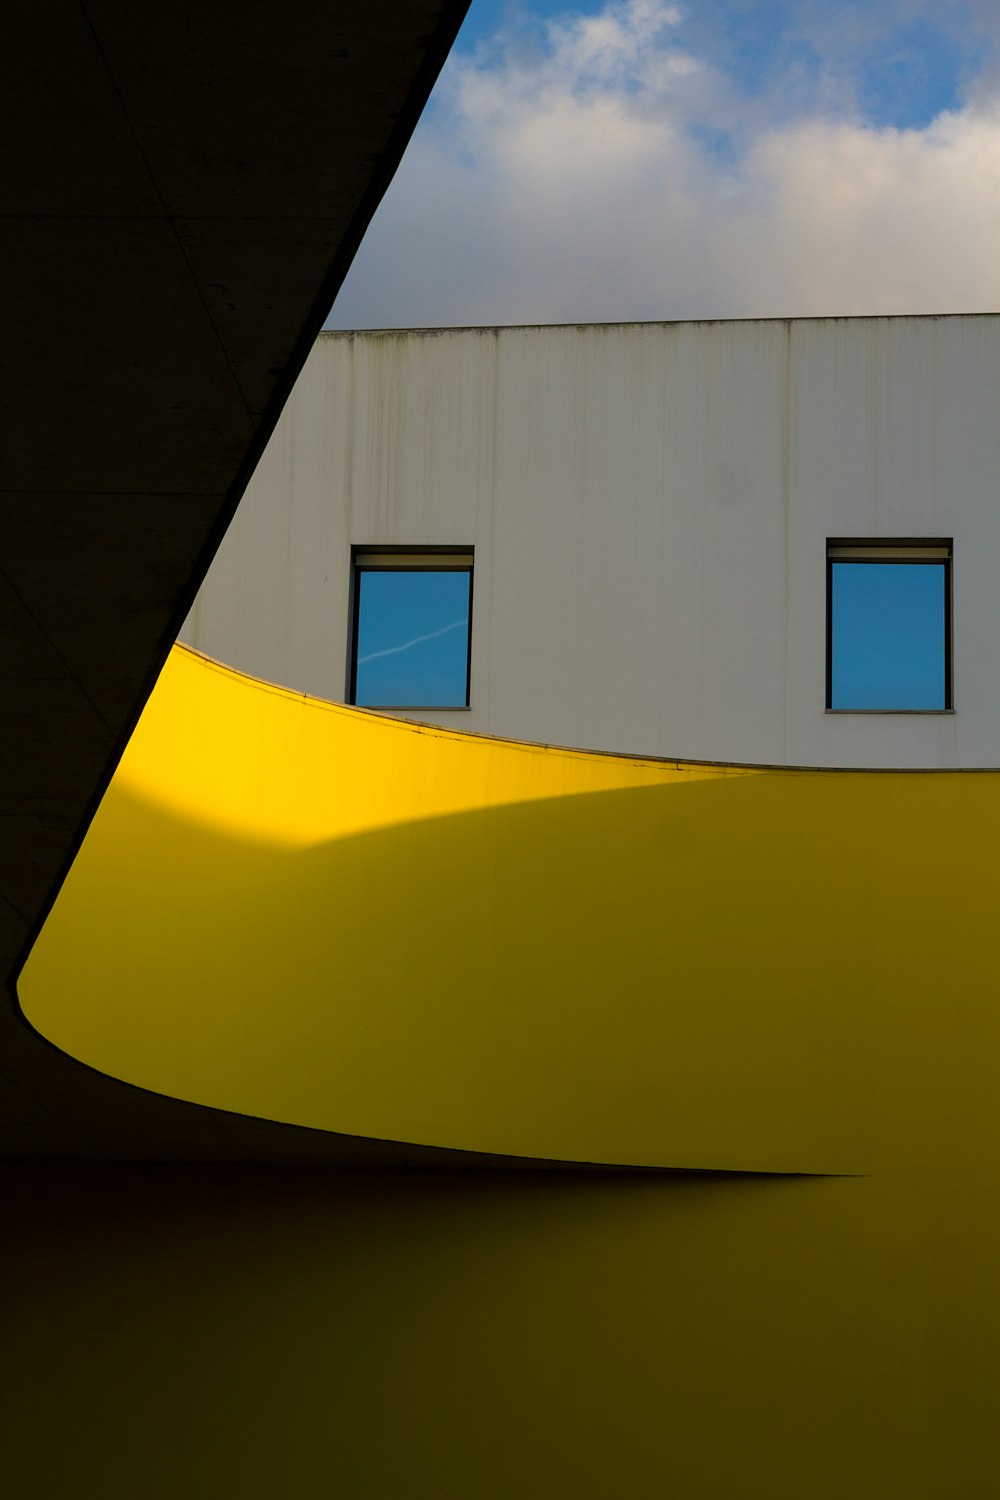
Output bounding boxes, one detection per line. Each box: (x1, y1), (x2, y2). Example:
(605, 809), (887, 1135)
(117, 647), (754, 851)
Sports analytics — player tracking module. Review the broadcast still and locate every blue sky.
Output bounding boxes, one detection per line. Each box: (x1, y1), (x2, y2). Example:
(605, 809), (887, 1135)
(456, 1), (976, 128)
(328, 0), (1000, 328)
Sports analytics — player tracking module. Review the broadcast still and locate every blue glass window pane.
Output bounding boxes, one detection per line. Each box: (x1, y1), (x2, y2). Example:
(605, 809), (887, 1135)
(830, 562), (946, 710)
(355, 570), (471, 707)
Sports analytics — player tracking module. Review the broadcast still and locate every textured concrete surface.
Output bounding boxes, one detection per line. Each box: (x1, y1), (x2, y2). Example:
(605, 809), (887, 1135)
(1, 0), (470, 1161)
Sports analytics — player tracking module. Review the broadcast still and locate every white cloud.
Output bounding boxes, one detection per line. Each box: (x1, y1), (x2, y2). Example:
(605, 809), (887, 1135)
(328, 0), (1000, 328)
(722, 107), (1000, 316)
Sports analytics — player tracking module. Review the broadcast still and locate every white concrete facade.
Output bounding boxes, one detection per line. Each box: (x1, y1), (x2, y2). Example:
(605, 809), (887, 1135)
(183, 316), (1000, 768)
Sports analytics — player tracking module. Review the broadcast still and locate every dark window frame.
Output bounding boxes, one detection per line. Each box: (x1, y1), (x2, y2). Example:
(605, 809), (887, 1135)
(825, 538), (953, 713)
(347, 545), (474, 709)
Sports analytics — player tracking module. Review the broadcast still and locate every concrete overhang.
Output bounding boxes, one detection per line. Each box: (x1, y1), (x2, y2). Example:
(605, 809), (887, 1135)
(1, 0), (474, 1161)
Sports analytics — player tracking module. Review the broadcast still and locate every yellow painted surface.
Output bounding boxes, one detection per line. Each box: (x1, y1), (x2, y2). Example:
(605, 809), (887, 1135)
(12, 645), (1000, 1495)
(18, 643), (1000, 1175)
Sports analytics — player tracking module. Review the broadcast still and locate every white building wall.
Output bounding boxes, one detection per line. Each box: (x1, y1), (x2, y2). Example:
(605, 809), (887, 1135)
(182, 316), (1000, 768)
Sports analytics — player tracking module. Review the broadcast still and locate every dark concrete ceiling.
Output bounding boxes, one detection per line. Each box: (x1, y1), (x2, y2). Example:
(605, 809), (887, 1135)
(0, 0), (479, 1162)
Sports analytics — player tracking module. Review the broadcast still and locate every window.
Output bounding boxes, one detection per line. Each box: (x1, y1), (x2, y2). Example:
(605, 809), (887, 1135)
(826, 541), (952, 712)
(349, 549), (473, 708)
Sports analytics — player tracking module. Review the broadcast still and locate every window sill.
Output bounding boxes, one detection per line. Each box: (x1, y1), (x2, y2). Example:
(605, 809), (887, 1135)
(825, 708), (955, 716)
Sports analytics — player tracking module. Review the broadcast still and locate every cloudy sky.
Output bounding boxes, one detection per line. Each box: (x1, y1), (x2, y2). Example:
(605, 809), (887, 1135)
(327, 0), (1000, 328)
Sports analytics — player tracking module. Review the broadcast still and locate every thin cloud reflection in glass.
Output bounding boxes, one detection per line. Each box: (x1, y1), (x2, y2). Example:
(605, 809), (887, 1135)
(354, 569), (471, 707)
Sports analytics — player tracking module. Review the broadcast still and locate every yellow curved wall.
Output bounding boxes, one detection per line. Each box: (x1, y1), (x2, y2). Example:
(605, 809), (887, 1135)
(18, 644), (1000, 1179)
(12, 644), (1000, 1497)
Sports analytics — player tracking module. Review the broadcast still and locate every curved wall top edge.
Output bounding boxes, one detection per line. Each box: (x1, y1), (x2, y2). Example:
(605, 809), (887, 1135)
(182, 643), (1000, 777)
